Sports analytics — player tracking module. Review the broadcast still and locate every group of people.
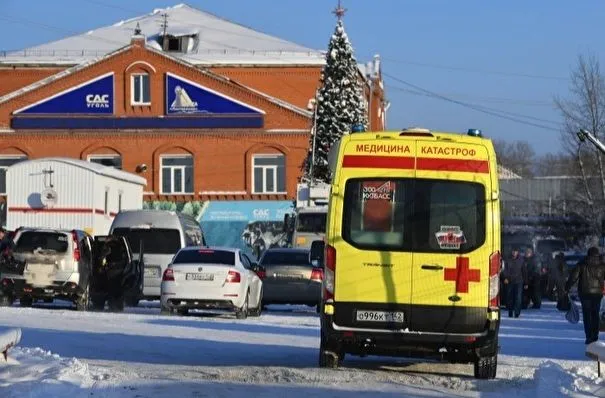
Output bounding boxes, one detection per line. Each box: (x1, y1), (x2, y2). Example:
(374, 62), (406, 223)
(501, 245), (605, 344)
(501, 247), (546, 317)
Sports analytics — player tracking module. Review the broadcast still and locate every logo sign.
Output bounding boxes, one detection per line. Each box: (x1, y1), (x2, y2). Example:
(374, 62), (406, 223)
(165, 73), (263, 115)
(199, 201), (292, 222)
(14, 73), (114, 115)
(40, 188), (58, 208)
(435, 226), (466, 249)
(362, 181), (393, 200)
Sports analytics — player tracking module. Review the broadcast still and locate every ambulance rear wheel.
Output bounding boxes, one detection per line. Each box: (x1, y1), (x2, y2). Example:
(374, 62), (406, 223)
(473, 354), (497, 379)
(319, 332), (340, 369)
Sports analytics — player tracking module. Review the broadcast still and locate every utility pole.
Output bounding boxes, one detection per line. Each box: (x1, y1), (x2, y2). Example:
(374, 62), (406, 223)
(160, 13), (169, 37)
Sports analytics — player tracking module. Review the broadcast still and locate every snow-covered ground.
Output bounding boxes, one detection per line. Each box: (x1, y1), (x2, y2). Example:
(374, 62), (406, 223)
(0, 301), (603, 397)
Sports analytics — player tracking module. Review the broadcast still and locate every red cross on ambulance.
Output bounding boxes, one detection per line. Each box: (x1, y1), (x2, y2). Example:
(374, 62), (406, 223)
(444, 257), (481, 293)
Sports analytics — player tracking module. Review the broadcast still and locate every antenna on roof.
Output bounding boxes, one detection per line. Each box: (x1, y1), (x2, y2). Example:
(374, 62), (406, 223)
(332, 0), (347, 20)
(134, 22), (142, 36)
(160, 13), (169, 37)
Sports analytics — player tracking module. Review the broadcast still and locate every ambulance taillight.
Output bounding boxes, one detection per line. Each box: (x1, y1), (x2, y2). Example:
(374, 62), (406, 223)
(324, 245), (336, 301)
(488, 251), (501, 308)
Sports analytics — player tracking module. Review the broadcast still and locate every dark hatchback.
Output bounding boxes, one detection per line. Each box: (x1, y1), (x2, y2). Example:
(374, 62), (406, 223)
(258, 248), (323, 310)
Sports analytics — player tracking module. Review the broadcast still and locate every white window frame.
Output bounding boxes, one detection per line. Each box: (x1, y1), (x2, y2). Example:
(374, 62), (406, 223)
(160, 154), (194, 195)
(0, 155), (27, 195)
(131, 73), (151, 106)
(252, 154), (286, 195)
(87, 154), (122, 169)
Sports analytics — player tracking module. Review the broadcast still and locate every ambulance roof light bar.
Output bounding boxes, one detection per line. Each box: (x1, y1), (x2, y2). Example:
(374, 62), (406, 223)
(351, 123), (365, 133)
(400, 127), (433, 137)
(467, 129), (483, 137)
(577, 129), (605, 154)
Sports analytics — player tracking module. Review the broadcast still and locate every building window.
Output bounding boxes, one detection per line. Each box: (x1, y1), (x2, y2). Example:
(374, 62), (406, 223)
(161, 155), (194, 194)
(88, 154), (122, 169)
(252, 154), (286, 194)
(0, 156), (27, 194)
(131, 73), (150, 105)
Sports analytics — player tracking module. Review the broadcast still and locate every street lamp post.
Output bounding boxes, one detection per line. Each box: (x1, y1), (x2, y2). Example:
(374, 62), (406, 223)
(308, 93), (319, 185)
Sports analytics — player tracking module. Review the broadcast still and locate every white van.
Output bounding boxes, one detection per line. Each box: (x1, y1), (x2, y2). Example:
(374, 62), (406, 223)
(109, 210), (206, 304)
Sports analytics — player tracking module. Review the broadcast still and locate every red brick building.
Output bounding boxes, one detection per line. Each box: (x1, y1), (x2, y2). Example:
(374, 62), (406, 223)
(0, 4), (387, 249)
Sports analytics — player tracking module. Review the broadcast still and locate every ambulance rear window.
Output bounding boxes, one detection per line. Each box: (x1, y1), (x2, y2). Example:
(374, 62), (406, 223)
(342, 179), (486, 253)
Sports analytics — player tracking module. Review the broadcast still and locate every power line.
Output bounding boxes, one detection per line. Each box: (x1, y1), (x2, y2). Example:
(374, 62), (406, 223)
(388, 86), (553, 107)
(377, 56), (569, 82)
(383, 72), (561, 131)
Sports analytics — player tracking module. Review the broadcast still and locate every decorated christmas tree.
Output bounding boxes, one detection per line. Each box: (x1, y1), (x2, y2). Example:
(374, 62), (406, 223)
(301, 3), (368, 183)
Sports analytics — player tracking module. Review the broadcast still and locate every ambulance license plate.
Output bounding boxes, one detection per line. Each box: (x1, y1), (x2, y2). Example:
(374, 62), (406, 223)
(356, 310), (404, 323)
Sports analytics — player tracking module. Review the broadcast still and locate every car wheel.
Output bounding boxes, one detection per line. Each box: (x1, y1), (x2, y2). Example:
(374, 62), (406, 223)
(92, 298), (105, 311)
(19, 296), (33, 307)
(474, 354), (497, 379)
(249, 288), (263, 317)
(108, 295), (124, 313)
(0, 294), (13, 307)
(76, 285), (90, 311)
(236, 291), (249, 320)
(125, 297), (140, 307)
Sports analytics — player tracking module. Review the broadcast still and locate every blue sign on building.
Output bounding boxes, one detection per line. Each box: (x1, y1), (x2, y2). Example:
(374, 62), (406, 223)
(165, 73), (264, 115)
(199, 200), (294, 259)
(14, 73), (114, 115)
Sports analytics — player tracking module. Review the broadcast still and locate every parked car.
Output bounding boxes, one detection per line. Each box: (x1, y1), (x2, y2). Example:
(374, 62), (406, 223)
(89, 235), (144, 312)
(0, 228), (94, 310)
(258, 248), (323, 311)
(160, 247), (263, 319)
(110, 209), (207, 305)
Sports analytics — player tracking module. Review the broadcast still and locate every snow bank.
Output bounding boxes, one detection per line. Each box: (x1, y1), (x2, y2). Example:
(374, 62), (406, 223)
(0, 347), (94, 397)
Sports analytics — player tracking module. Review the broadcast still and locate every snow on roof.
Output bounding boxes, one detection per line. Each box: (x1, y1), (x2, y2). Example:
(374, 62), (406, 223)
(0, 3), (326, 66)
(11, 157), (147, 186)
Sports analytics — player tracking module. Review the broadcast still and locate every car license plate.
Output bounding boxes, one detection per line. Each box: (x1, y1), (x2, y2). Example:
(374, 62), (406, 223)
(144, 267), (160, 278)
(356, 311), (404, 323)
(186, 273), (214, 281)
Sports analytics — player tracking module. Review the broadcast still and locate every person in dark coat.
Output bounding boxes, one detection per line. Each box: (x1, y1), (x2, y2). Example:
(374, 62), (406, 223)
(0, 228), (14, 256)
(565, 247), (605, 344)
(551, 252), (568, 303)
(525, 247), (542, 309)
(503, 247), (528, 318)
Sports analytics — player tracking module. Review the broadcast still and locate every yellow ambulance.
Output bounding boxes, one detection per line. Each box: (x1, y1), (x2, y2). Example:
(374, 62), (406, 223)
(312, 127), (501, 379)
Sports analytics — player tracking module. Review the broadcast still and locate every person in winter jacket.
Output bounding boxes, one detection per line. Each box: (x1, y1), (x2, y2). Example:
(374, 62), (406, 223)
(550, 252), (568, 303)
(524, 247), (542, 309)
(565, 247), (605, 344)
(503, 247), (528, 318)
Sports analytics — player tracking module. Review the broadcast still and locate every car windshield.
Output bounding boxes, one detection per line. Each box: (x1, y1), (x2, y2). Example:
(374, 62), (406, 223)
(260, 250), (311, 266)
(15, 231), (69, 253)
(343, 178), (486, 253)
(112, 228), (181, 255)
(296, 212), (327, 233)
(173, 249), (235, 265)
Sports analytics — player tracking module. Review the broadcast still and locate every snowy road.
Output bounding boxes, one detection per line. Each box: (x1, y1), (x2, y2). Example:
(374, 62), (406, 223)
(0, 302), (603, 397)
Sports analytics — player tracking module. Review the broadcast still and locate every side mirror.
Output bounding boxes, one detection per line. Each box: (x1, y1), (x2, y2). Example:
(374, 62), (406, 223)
(310, 240), (325, 266)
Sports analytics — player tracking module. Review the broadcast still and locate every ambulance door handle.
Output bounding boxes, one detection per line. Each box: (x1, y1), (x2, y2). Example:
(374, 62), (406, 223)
(421, 264), (443, 271)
